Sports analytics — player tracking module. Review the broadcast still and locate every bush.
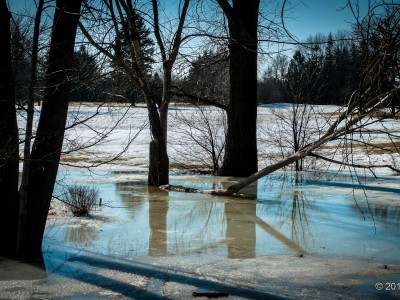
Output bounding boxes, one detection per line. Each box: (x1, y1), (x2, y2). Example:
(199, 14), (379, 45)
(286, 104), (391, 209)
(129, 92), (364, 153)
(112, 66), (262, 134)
(63, 185), (99, 216)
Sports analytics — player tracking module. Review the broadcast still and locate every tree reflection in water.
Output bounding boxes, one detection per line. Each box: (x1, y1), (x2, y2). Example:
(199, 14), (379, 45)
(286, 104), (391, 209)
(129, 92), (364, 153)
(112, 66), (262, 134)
(47, 171), (400, 264)
(148, 186), (168, 256)
(65, 225), (97, 247)
(225, 201), (256, 258)
(110, 180), (153, 256)
(113, 175), (310, 257)
(258, 172), (323, 252)
(290, 174), (311, 250)
(349, 195), (400, 234)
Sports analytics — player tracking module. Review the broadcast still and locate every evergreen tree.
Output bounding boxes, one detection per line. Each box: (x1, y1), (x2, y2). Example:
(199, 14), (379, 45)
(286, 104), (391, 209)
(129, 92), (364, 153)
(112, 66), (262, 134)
(70, 45), (102, 102)
(333, 43), (352, 104)
(185, 50), (229, 107)
(322, 33), (334, 104)
(119, 9), (154, 70)
(111, 9), (155, 104)
(10, 16), (32, 105)
(348, 42), (363, 95)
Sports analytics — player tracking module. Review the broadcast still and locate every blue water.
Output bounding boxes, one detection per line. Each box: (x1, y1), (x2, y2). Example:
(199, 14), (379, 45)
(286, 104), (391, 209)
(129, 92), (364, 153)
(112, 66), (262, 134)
(43, 171), (400, 270)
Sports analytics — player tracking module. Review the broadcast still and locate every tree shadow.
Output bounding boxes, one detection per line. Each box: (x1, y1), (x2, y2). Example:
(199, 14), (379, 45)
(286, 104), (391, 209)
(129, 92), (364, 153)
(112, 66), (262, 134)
(50, 250), (285, 299)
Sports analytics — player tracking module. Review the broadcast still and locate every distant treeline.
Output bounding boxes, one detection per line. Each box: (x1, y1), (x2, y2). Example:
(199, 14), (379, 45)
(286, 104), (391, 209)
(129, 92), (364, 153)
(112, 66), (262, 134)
(11, 16), (397, 107)
(258, 32), (364, 105)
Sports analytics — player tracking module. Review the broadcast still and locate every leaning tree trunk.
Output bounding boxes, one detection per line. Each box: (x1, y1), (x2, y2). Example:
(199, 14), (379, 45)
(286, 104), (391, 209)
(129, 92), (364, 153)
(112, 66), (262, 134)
(0, 0), (20, 258)
(219, 0), (259, 177)
(16, 0), (82, 261)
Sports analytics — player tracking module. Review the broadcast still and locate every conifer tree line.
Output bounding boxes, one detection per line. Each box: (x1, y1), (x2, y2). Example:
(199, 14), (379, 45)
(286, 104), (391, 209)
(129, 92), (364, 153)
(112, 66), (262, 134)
(259, 29), (398, 106)
(258, 32), (362, 105)
(10, 7), (157, 105)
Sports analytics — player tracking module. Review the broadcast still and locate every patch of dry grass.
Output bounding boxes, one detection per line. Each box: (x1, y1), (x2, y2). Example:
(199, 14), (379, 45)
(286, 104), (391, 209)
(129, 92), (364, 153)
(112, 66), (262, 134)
(60, 154), (129, 165)
(169, 162), (210, 170)
(363, 141), (400, 154)
(321, 141), (400, 155)
(322, 111), (400, 119)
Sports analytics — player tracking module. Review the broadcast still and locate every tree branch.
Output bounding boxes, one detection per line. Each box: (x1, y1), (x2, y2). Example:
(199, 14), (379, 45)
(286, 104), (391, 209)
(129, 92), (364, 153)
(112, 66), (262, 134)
(170, 85), (227, 110)
(309, 152), (400, 176)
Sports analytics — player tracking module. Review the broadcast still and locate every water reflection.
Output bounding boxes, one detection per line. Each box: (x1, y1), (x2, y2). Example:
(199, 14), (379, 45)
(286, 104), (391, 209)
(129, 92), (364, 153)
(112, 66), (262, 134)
(289, 175), (313, 251)
(65, 225), (97, 246)
(258, 173), (319, 252)
(166, 198), (225, 256)
(115, 181), (149, 214)
(112, 175), (305, 257)
(148, 187), (168, 256)
(225, 201), (256, 258)
(45, 172), (400, 264)
(350, 199), (400, 234)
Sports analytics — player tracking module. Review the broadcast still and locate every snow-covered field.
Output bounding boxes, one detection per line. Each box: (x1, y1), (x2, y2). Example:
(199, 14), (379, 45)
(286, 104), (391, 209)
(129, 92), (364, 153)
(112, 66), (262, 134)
(17, 102), (400, 176)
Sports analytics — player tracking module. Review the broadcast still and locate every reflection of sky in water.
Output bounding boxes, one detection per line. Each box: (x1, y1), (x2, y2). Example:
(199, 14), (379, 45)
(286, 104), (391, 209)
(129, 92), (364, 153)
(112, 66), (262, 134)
(44, 170), (400, 271)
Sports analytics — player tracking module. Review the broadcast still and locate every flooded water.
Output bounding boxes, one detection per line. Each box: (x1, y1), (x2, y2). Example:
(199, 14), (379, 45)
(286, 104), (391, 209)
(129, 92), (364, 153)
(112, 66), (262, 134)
(35, 171), (400, 299)
(44, 171), (400, 263)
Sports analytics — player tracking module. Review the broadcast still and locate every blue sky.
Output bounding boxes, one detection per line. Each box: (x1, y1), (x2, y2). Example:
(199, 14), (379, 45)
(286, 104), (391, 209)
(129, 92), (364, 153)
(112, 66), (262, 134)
(282, 0), (368, 40)
(8, 0), (35, 13)
(8, 0), (366, 39)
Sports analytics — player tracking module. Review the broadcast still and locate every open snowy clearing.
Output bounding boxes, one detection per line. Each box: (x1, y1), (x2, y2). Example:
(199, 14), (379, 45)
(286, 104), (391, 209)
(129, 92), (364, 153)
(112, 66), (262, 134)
(17, 102), (400, 176)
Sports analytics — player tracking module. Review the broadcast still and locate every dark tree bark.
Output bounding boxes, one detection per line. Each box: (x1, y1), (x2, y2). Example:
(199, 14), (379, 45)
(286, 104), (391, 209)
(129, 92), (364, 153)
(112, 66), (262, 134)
(0, 0), (20, 258)
(217, 0), (260, 177)
(146, 93), (169, 186)
(18, 0), (44, 258)
(16, 0), (82, 261)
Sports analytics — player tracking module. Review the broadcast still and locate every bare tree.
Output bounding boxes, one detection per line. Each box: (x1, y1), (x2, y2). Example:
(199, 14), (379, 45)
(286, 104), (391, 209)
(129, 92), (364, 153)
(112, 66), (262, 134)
(152, 0), (190, 144)
(80, 0), (191, 185)
(170, 104), (226, 174)
(1, 0), (152, 260)
(0, 0), (20, 257)
(163, 2), (400, 196)
(258, 104), (324, 172)
(258, 47), (327, 172)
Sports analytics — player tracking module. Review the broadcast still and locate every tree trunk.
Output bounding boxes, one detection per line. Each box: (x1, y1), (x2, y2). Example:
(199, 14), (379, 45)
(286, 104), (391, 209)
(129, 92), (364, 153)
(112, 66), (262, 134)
(16, 0), (82, 261)
(0, 0), (20, 258)
(146, 89), (169, 186)
(121, 1), (170, 186)
(18, 0), (44, 257)
(159, 66), (171, 144)
(219, 0), (260, 177)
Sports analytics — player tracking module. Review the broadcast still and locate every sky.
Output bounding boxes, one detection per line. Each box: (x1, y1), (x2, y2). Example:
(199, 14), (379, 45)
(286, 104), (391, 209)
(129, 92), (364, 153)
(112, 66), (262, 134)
(282, 0), (368, 40)
(8, 0), (368, 41)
